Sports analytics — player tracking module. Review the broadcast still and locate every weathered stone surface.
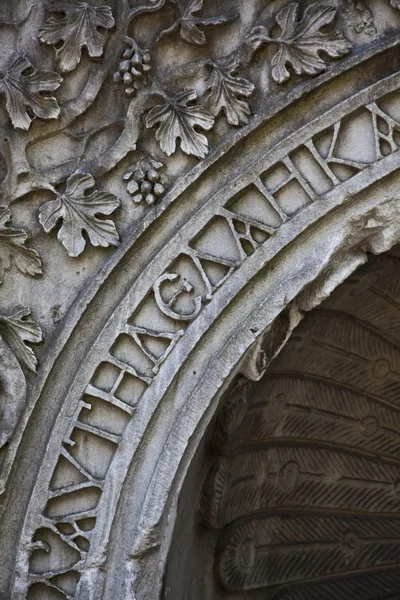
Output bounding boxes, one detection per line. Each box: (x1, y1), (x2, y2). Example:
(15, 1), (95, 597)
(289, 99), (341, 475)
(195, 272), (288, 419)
(167, 251), (400, 599)
(0, 1), (399, 599)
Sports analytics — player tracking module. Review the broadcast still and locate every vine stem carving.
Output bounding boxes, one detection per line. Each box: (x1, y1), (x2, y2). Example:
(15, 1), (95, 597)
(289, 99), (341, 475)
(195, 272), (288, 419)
(0, 0), (131, 204)
(128, 0), (167, 24)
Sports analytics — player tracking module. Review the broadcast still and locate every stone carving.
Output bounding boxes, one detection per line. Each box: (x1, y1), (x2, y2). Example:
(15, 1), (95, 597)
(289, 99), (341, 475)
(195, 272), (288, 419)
(0, 8), (33, 28)
(199, 376), (251, 528)
(0, 0), (363, 309)
(248, 3), (351, 83)
(0, 208), (42, 284)
(124, 158), (168, 205)
(192, 254), (400, 598)
(154, 273), (203, 321)
(155, 0), (237, 46)
(0, 308), (42, 450)
(218, 515), (400, 593)
(114, 38), (152, 96)
(18, 71), (400, 596)
(0, 336), (27, 450)
(119, 1), (353, 157)
(0, 56), (62, 130)
(205, 57), (255, 126)
(341, 0), (376, 36)
(145, 90), (215, 158)
(0, 308), (42, 373)
(39, 1), (115, 72)
(38, 172), (120, 257)
(0, 205), (42, 447)
(1, 3), (400, 599)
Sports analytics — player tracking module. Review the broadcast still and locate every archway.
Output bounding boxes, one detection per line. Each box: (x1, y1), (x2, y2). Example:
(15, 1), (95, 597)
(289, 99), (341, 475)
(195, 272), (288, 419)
(164, 249), (400, 599)
(0, 6), (399, 600)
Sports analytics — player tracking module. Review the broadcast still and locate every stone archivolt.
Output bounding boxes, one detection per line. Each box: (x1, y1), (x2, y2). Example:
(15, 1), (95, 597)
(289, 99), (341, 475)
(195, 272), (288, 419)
(0, 1), (400, 599)
(194, 253), (400, 599)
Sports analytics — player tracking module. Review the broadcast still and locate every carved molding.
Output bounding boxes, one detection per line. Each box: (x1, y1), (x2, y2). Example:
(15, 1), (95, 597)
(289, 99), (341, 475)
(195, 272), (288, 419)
(0, 2), (400, 599)
(13, 74), (400, 598)
(191, 252), (400, 599)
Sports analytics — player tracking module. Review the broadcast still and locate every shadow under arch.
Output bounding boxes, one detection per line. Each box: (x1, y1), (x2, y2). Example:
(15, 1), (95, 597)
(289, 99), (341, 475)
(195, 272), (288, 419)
(163, 248), (400, 600)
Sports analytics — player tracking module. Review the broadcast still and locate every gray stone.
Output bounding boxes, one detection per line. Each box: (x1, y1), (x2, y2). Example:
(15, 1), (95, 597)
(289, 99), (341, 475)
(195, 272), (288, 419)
(0, 1), (399, 599)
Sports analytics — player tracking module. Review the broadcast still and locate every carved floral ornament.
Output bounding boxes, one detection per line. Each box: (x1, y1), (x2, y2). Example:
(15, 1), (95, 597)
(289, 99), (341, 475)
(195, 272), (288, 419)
(0, 0), (395, 476)
(0, 1), (397, 464)
(0, 1), (396, 596)
(11, 57), (400, 597)
(0, 0), (377, 380)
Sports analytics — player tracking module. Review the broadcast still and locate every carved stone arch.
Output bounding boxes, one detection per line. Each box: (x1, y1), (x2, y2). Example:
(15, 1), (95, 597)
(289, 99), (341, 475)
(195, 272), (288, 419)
(1, 3), (400, 600)
(12, 121), (400, 599)
(164, 249), (400, 600)
(100, 203), (400, 600)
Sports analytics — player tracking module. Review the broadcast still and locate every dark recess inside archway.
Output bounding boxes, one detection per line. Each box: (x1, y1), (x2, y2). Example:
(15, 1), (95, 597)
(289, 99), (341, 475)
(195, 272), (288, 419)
(163, 248), (400, 600)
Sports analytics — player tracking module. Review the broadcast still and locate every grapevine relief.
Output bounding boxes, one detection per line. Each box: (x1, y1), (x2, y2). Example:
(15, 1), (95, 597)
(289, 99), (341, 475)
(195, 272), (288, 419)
(109, 1), (354, 163)
(0, 1), (118, 405)
(0, 309), (43, 373)
(0, 208), (42, 284)
(0, 0), (400, 599)
(146, 90), (215, 158)
(38, 1), (115, 72)
(0, 0), (399, 565)
(0, 0), (400, 448)
(0, 207), (42, 448)
(155, 0), (237, 46)
(0, 56), (61, 130)
(124, 158), (168, 205)
(247, 3), (352, 83)
(38, 172), (120, 257)
(20, 75), (400, 596)
(0, 0), (358, 270)
(205, 57), (255, 126)
(0, 308), (42, 449)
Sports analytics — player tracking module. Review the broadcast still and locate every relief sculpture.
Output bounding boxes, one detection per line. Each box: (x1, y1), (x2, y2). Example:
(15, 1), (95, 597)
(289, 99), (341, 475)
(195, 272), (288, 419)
(198, 255), (400, 599)
(0, 0), (365, 468)
(0, 1), (400, 600)
(21, 76), (400, 598)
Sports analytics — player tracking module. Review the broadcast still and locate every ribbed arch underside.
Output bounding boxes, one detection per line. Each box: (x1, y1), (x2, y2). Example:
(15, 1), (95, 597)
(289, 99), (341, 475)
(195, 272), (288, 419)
(164, 250), (400, 600)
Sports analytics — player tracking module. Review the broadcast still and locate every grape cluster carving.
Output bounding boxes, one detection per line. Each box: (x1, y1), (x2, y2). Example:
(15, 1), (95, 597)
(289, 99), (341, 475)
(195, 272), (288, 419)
(124, 159), (168, 206)
(114, 39), (152, 96)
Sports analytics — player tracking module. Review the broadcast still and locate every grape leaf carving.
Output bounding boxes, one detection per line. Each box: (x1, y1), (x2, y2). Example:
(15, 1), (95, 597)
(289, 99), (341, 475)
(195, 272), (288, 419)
(249, 3), (351, 84)
(0, 308), (43, 372)
(0, 208), (42, 284)
(38, 172), (120, 257)
(156, 0), (237, 46)
(39, 1), (115, 72)
(0, 56), (62, 130)
(0, 334), (26, 449)
(146, 90), (214, 158)
(205, 58), (255, 126)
